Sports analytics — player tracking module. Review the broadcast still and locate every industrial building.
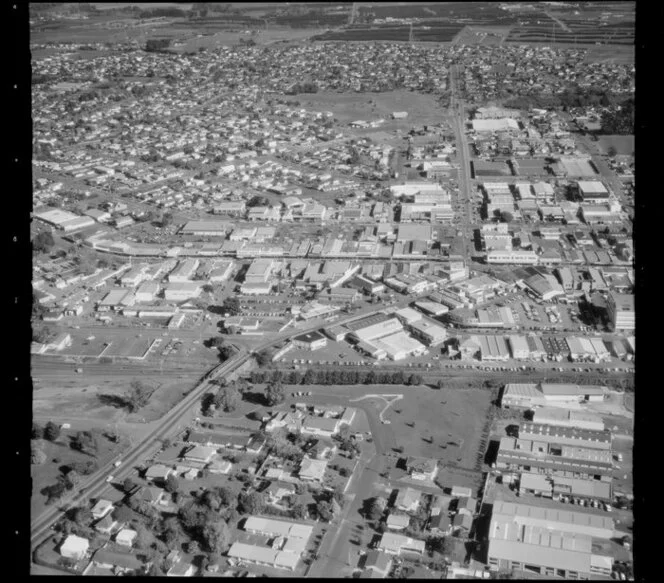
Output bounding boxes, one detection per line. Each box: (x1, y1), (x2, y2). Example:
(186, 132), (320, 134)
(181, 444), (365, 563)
(292, 331), (328, 351)
(180, 220), (231, 236)
(168, 259), (199, 283)
(487, 500), (614, 579)
(500, 383), (605, 410)
(495, 436), (614, 482)
(407, 319), (447, 347)
(163, 282), (202, 301)
(532, 407), (605, 432)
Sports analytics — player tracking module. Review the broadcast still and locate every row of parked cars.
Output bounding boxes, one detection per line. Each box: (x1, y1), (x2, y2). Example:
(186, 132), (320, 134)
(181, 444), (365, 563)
(559, 496), (612, 511)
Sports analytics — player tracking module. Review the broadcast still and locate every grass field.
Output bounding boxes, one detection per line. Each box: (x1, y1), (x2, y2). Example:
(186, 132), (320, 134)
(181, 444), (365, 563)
(295, 90), (444, 126)
(597, 135), (634, 156)
(381, 386), (493, 467)
(32, 369), (205, 423)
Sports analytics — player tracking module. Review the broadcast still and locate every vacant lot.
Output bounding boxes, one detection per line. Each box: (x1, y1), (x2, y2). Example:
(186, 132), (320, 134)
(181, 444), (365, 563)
(32, 367), (205, 423)
(597, 135), (634, 156)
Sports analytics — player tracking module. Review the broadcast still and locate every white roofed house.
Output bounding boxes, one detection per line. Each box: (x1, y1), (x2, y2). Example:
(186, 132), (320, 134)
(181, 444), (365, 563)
(60, 534), (90, 561)
(395, 487), (422, 513)
(377, 533), (426, 556)
(301, 415), (340, 438)
(298, 457), (329, 483)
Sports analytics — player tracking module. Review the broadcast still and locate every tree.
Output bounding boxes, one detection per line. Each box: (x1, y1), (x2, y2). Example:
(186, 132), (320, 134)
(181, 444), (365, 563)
(145, 38), (172, 52)
(255, 350), (271, 367)
(164, 474), (180, 494)
(221, 296), (241, 316)
(185, 540), (200, 555)
(125, 380), (153, 412)
(32, 422), (44, 440)
(239, 492), (264, 515)
(407, 374), (423, 386)
(113, 504), (133, 524)
(71, 430), (98, 454)
(291, 502), (307, 520)
(44, 421), (61, 442)
(201, 520), (231, 553)
(31, 442), (47, 465)
(64, 470), (82, 490)
(264, 380), (285, 406)
(316, 500), (334, 522)
(32, 231), (55, 253)
(70, 505), (93, 527)
(161, 212), (174, 228)
(607, 145), (618, 157)
(368, 497), (387, 521)
(214, 385), (240, 413)
(500, 211), (513, 223)
(247, 195), (269, 208)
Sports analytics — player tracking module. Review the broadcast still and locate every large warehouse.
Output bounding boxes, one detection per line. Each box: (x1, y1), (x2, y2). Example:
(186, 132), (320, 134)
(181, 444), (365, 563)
(487, 500), (615, 579)
(500, 383), (605, 410)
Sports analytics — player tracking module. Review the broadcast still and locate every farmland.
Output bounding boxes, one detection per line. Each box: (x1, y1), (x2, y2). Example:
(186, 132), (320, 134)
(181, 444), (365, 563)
(358, 2), (517, 25)
(312, 22), (465, 43)
(506, 13), (634, 46)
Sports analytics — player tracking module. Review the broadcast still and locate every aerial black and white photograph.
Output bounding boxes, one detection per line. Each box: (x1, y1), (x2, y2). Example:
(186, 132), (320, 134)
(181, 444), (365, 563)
(27, 1), (637, 579)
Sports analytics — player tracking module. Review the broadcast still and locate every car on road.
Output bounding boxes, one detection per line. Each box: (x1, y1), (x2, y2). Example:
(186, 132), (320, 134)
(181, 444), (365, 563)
(106, 475), (114, 483)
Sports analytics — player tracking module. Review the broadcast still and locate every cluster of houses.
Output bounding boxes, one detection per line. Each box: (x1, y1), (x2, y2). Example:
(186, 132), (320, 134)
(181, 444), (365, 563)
(458, 44), (634, 104)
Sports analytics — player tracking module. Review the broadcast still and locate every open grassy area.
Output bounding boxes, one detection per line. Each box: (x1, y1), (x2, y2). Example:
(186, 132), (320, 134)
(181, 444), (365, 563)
(32, 369), (204, 423)
(597, 135), (634, 156)
(381, 386), (493, 466)
(294, 90), (444, 126)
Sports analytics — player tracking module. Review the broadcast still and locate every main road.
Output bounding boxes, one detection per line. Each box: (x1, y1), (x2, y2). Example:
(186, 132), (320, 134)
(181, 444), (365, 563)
(449, 64), (475, 262)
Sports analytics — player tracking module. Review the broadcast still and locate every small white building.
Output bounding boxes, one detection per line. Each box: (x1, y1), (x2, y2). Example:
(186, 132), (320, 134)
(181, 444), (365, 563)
(115, 528), (138, 548)
(60, 534), (90, 560)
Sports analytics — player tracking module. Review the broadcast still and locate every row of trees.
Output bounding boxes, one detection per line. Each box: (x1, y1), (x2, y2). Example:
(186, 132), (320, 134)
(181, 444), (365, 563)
(249, 368), (424, 387)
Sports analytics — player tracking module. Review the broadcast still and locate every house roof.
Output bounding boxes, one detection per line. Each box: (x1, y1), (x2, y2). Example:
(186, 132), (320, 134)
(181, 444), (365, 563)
(93, 549), (143, 571)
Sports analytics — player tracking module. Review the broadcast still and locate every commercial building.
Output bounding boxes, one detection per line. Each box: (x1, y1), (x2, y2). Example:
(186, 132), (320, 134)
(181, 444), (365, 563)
(518, 422), (612, 451)
(606, 291), (635, 331)
(507, 335), (530, 359)
(487, 250), (538, 265)
(414, 300), (449, 317)
(292, 331), (328, 351)
(576, 181), (609, 203)
(244, 258), (275, 284)
(487, 500), (614, 579)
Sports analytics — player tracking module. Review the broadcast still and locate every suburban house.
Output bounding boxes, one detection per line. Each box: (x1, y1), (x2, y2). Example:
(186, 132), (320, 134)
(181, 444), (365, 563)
(395, 488), (422, 513)
(428, 512), (453, 536)
(94, 514), (120, 535)
(166, 559), (197, 577)
(115, 529), (138, 548)
(266, 481), (297, 506)
(144, 464), (175, 484)
(452, 512), (474, 536)
(60, 535), (90, 560)
(182, 445), (217, 464)
(85, 548), (144, 576)
(386, 513), (411, 531)
(377, 533), (426, 556)
(363, 550), (393, 578)
(455, 497), (477, 517)
(298, 458), (328, 482)
(406, 457), (438, 481)
(301, 416), (341, 438)
(91, 499), (114, 520)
